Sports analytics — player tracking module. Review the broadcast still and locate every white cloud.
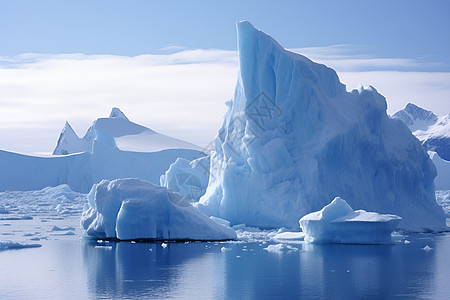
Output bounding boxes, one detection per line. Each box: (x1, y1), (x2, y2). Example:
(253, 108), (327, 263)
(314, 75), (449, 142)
(0, 47), (449, 154)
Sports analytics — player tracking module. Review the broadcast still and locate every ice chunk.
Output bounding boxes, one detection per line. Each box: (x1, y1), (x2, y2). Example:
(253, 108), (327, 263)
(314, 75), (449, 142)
(272, 232), (305, 242)
(264, 243), (299, 253)
(80, 178), (236, 241)
(198, 21), (446, 232)
(0, 240), (42, 250)
(50, 226), (75, 232)
(160, 156), (210, 201)
(299, 197), (402, 244)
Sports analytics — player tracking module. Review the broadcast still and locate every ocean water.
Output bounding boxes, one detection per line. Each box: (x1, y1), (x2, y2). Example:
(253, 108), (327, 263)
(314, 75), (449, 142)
(0, 216), (449, 299)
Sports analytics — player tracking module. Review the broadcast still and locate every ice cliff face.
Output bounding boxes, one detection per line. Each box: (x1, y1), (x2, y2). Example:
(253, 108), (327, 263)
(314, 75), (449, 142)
(393, 103), (450, 161)
(198, 21), (446, 232)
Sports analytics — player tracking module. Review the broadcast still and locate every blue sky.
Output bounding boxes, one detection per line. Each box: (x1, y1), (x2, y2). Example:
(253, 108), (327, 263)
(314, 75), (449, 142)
(0, 0), (449, 154)
(1, 0), (449, 69)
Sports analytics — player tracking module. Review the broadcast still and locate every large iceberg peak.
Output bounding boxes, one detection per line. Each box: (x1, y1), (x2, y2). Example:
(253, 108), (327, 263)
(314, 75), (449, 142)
(109, 107), (129, 121)
(236, 20), (346, 103)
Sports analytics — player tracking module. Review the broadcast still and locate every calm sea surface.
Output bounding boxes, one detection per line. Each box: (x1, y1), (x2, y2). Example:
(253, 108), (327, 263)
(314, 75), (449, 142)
(0, 217), (449, 299)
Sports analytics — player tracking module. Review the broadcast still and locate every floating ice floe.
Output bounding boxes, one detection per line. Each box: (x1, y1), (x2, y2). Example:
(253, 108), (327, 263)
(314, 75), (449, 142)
(272, 231), (305, 242)
(299, 197), (402, 244)
(0, 240), (42, 251)
(264, 243), (299, 253)
(80, 178), (236, 241)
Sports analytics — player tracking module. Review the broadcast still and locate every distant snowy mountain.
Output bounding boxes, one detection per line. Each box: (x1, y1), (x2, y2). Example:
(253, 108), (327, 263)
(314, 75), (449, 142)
(0, 108), (204, 193)
(393, 103), (450, 161)
(392, 103), (438, 132)
(54, 107), (200, 155)
(197, 21), (446, 232)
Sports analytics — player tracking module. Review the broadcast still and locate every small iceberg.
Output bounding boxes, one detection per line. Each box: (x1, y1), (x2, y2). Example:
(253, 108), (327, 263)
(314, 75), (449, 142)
(299, 197), (402, 244)
(81, 178), (236, 241)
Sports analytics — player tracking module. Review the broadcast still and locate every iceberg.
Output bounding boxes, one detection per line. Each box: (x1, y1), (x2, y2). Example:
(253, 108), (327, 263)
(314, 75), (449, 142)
(299, 197), (402, 244)
(198, 21), (447, 232)
(54, 107), (201, 155)
(0, 108), (204, 193)
(81, 178), (236, 241)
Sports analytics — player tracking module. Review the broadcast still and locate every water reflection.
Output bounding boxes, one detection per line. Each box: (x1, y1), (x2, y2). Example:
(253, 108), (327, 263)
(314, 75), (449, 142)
(81, 234), (448, 299)
(82, 241), (225, 299)
(221, 236), (443, 299)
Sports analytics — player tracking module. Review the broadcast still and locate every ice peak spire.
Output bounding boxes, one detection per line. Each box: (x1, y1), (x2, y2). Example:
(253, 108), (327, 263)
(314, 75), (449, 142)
(62, 121), (78, 137)
(109, 107), (129, 121)
(235, 20), (345, 102)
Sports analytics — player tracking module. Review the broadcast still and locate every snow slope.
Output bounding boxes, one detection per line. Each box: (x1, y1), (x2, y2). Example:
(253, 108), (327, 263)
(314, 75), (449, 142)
(393, 103), (450, 161)
(0, 109), (204, 193)
(198, 21), (446, 232)
(81, 178), (236, 241)
(299, 197), (402, 244)
(54, 107), (201, 154)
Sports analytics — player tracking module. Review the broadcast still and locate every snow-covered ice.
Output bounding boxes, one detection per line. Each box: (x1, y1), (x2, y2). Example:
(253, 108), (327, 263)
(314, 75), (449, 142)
(272, 231), (305, 242)
(198, 21), (446, 232)
(54, 107), (201, 155)
(0, 184), (86, 219)
(0, 108), (203, 193)
(299, 197), (402, 244)
(81, 178), (236, 241)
